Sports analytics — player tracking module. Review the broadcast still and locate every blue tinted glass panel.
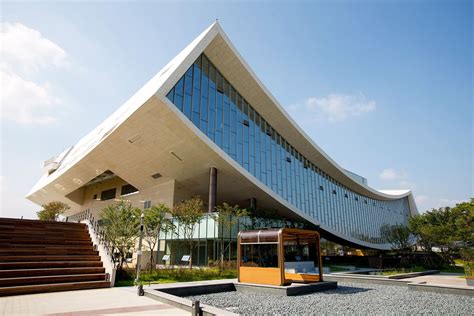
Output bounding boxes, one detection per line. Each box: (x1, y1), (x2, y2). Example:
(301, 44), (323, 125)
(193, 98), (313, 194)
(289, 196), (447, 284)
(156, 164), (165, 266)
(165, 53), (411, 245)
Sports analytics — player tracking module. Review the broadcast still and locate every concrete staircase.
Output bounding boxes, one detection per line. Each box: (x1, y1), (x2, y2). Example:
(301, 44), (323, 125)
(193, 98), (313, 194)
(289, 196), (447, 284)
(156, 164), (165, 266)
(0, 218), (110, 296)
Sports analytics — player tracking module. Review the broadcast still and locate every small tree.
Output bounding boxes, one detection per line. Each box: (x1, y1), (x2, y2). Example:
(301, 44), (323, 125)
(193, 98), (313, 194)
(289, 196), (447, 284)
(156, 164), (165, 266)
(380, 224), (414, 250)
(37, 201), (70, 221)
(408, 215), (435, 251)
(452, 199), (474, 277)
(214, 203), (248, 271)
(410, 207), (460, 263)
(139, 203), (173, 270)
(171, 196), (205, 269)
(100, 200), (140, 270)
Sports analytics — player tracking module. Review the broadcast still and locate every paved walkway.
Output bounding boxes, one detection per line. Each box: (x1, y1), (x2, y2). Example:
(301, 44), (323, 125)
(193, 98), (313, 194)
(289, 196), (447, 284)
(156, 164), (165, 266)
(0, 287), (187, 316)
(404, 272), (470, 288)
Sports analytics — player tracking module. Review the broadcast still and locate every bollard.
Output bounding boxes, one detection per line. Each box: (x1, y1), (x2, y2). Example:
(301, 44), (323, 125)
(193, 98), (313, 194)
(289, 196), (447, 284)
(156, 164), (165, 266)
(192, 300), (200, 316)
(137, 284), (144, 296)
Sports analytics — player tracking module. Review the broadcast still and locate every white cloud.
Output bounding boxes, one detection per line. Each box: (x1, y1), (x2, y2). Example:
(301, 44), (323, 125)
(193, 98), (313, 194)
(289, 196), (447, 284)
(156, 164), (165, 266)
(379, 168), (407, 181)
(0, 22), (68, 125)
(437, 198), (464, 207)
(415, 195), (429, 204)
(293, 93), (376, 122)
(0, 22), (68, 74)
(399, 180), (416, 189)
(415, 195), (467, 213)
(379, 168), (415, 190)
(0, 68), (59, 124)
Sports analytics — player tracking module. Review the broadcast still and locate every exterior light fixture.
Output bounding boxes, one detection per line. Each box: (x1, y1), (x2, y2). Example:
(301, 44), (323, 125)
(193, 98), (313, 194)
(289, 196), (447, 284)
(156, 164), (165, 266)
(170, 151), (183, 162)
(151, 173), (162, 179)
(128, 135), (142, 143)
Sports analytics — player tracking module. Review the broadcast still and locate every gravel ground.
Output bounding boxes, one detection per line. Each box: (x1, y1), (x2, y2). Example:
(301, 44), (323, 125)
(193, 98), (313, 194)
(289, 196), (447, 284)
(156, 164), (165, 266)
(186, 282), (473, 315)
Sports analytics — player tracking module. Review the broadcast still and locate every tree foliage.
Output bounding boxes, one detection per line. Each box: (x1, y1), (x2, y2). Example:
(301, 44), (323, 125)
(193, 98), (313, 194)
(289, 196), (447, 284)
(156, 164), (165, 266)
(100, 200), (141, 270)
(171, 196), (205, 269)
(380, 224), (414, 250)
(138, 203), (173, 270)
(37, 201), (70, 221)
(409, 199), (474, 265)
(214, 203), (248, 270)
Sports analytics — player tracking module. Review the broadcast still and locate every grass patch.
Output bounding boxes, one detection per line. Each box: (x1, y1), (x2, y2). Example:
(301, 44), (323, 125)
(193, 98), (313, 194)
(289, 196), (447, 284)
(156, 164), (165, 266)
(115, 267), (237, 287)
(439, 266), (465, 274)
(379, 269), (417, 276)
(368, 266), (426, 276)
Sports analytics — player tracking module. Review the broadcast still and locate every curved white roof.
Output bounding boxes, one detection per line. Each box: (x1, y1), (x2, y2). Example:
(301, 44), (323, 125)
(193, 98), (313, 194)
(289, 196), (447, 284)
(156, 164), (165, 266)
(27, 22), (418, 247)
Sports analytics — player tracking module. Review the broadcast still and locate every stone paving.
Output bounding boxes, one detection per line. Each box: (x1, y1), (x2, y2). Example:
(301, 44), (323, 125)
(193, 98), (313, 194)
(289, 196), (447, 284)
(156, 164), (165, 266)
(404, 272), (470, 288)
(0, 287), (187, 316)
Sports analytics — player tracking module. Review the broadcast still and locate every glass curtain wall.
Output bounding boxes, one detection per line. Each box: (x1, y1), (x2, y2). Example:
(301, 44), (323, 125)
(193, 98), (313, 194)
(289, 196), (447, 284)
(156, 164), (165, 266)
(158, 213), (302, 266)
(165, 54), (410, 245)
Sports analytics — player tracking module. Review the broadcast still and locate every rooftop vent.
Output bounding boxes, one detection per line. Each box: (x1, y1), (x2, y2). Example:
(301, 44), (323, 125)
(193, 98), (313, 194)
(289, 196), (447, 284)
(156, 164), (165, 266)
(43, 159), (59, 175)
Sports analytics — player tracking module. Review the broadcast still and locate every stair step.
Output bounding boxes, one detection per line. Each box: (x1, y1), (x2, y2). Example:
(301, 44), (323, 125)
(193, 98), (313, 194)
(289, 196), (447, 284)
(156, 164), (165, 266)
(0, 243), (94, 249)
(0, 234), (90, 242)
(0, 249), (99, 255)
(0, 234), (91, 242)
(0, 244), (95, 250)
(0, 218), (86, 227)
(0, 261), (103, 270)
(0, 223), (87, 232)
(0, 227), (87, 235)
(0, 274), (106, 287)
(0, 230), (89, 237)
(0, 239), (92, 248)
(0, 255), (102, 262)
(0, 267), (106, 278)
(0, 218), (110, 296)
(0, 280), (110, 296)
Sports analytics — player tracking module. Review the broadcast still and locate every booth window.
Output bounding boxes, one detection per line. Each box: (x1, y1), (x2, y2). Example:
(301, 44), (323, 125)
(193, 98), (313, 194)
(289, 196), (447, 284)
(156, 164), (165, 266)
(241, 244), (278, 268)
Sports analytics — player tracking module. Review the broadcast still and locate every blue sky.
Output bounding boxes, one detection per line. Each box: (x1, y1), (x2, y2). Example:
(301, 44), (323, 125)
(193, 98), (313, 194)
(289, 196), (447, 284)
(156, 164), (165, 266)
(1, 1), (472, 219)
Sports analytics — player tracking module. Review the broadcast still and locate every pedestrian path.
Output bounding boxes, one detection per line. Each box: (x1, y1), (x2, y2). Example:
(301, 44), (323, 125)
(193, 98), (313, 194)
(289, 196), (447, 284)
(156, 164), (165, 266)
(404, 272), (470, 288)
(0, 287), (187, 316)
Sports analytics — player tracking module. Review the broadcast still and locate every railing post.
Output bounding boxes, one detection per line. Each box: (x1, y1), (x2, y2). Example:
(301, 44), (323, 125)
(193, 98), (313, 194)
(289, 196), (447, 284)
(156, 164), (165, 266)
(192, 300), (200, 316)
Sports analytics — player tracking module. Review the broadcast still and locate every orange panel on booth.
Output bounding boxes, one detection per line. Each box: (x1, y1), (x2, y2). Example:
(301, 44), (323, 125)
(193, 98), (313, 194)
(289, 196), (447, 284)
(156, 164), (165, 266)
(237, 228), (323, 286)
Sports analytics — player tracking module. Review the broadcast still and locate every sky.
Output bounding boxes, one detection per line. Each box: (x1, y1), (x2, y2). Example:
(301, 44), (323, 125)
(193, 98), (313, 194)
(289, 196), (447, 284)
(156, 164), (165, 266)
(1, 0), (472, 219)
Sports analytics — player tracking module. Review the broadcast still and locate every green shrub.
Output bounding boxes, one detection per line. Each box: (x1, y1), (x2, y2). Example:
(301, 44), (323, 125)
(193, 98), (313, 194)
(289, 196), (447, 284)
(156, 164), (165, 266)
(115, 267), (237, 286)
(461, 248), (474, 277)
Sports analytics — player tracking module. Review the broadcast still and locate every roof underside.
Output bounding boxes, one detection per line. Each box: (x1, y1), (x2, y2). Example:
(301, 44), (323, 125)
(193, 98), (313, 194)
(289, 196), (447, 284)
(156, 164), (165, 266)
(26, 22), (418, 249)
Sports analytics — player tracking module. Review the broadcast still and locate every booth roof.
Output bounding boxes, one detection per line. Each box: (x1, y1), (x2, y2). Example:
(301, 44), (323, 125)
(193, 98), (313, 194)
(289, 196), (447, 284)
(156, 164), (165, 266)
(238, 228), (320, 244)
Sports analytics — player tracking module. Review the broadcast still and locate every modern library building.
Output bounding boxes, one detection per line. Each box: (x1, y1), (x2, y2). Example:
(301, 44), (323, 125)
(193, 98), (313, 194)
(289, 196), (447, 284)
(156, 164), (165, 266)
(27, 22), (417, 266)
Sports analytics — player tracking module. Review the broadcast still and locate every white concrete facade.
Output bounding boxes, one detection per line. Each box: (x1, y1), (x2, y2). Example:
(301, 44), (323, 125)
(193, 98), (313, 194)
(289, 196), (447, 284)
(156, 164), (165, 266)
(26, 22), (417, 250)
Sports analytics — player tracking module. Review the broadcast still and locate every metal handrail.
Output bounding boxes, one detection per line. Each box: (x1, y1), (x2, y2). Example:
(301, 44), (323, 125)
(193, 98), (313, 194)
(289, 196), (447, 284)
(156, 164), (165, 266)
(67, 209), (115, 264)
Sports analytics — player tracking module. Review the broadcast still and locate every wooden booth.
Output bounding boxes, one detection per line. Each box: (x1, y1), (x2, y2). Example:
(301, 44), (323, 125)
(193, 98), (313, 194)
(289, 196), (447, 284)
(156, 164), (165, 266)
(237, 228), (324, 286)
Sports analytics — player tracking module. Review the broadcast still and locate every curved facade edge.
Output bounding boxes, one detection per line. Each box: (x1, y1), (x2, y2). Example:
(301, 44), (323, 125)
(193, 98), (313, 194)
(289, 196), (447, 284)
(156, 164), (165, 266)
(159, 94), (393, 250)
(26, 23), (221, 201)
(153, 22), (417, 208)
